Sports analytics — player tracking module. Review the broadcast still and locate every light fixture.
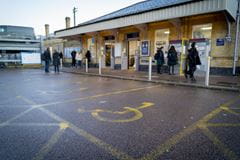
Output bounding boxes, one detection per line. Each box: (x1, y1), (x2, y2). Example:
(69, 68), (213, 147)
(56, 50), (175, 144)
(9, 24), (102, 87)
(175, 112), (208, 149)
(164, 31), (170, 34)
(201, 27), (212, 30)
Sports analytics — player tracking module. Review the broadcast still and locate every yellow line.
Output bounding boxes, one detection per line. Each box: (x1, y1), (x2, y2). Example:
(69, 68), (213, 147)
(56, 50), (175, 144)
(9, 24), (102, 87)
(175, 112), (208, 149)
(140, 124), (198, 160)
(0, 95), (40, 128)
(0, 123), (60, 127)
(200, 127), (239, 160)
(39, 107), (135, 160)
(34, 85), (160, 109)
(139, 96), (240, 160)
(206, 123), (240, 127)
(17, 95), (135, 160)
(32, 128), (65, 160)
(0, 107), (35, 128)
(16, 96), (36, 105)
(220, 106), (240, 116)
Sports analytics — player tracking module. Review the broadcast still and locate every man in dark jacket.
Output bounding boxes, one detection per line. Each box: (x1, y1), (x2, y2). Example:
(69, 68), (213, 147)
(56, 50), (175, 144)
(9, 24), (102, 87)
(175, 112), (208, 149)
(154, 47), (165, 74)
(43, 48), (51, 73)
(185, 42), (201, 81)
(85, 50), (91, 67)
(167, 46), (178, 75)
(71, 50), (77, 67)
(53, 50), (60, 73)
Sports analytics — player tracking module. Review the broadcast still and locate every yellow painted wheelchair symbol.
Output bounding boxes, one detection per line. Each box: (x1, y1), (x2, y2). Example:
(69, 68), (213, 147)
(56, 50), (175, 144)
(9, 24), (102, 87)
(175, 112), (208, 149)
(78, 102), (154, 123)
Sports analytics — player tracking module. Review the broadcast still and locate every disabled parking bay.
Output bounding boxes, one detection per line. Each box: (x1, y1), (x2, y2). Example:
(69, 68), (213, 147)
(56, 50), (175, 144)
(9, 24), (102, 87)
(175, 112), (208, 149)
(0, 69), (239, 160)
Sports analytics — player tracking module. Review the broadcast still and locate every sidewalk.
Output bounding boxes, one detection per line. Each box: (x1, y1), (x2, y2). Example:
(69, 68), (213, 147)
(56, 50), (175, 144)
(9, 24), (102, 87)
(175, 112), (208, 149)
(60, 66), (240, 92)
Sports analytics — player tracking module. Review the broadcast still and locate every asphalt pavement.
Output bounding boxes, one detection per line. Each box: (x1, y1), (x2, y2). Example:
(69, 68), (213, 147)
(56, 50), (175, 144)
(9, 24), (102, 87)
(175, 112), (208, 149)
(0, 69), (239, 160)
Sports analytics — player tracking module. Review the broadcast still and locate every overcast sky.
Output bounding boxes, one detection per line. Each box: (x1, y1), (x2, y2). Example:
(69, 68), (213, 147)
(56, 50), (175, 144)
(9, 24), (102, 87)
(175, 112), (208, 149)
(0, 0), (144, 35)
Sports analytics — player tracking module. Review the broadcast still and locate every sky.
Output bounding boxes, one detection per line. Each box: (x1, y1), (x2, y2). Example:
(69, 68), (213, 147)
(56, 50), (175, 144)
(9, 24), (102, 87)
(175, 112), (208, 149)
(0, 0), (144, 36)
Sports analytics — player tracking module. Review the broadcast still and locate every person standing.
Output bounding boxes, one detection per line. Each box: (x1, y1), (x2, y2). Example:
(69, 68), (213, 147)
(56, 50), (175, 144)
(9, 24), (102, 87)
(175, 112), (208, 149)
(59, 51), (63, 69)
(76, 52), (83, 68)
(85, 50), (91, 67)
(71, 50), (77, 67)
(154, 47), (165, 74)
(53, 50), (60, 73)
(185, 42), (201, 81)
(167, 46), (178, 75)
(43, 47), (51, 73)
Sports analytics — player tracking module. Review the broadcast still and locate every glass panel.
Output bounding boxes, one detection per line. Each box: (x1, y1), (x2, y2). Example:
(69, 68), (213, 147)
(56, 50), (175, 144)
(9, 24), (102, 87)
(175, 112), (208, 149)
(192, 24), (212, 39)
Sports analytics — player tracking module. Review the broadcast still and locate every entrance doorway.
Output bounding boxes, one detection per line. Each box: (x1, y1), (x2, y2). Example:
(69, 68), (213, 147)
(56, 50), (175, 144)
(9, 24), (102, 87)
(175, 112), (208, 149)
(104, 43), (114, 67)
(127, 40), (140, 69)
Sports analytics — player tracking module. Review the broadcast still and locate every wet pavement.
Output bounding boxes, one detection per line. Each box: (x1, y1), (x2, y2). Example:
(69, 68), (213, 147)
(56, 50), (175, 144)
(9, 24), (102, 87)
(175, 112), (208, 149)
(60, 67), (240, 90)
(0, 69), (239, 160)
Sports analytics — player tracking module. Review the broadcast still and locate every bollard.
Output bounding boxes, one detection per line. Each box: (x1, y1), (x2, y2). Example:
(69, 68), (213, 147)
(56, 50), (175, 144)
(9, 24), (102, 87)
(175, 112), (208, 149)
(148, 56), (152, 81)
(86, 59), (88, 73)
(99, 57), (102, 75)
(205, 56), (211, 86)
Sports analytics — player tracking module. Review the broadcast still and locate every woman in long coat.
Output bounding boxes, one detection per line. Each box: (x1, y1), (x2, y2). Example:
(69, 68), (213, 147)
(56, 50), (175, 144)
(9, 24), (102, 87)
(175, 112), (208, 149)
(53, 50), (60, 73)
(154, 47), (165, 74)
(167, 46), (178, 75)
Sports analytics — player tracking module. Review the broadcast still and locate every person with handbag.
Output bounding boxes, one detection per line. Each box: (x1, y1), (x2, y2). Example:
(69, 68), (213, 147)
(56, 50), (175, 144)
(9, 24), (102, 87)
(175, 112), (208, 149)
(185, 42), (201, 81)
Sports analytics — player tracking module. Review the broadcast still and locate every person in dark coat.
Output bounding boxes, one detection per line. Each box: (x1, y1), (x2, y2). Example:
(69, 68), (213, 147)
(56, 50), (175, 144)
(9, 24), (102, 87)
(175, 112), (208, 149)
(43, 47), (51, 73)
(59, 52), (63, 69)
(167, 46), (178, 75)
(53, 50), (60, 73)
(154, 47), (165, 74)
(71, 50), (77, 67)
(185, 42), (201, 81)
(85, 50), (91, 67)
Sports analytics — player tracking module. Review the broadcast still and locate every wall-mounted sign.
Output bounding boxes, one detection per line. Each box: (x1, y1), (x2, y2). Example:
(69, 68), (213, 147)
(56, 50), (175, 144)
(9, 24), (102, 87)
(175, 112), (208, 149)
(216, 39), (224, 46)
(141, 40), (150, 56)
(21, 53), (41, 64)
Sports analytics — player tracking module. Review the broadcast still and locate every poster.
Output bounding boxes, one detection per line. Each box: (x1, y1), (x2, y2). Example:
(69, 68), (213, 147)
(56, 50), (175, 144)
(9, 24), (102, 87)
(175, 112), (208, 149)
(141, 40), (150, 56)
(21, 52), (41, 64)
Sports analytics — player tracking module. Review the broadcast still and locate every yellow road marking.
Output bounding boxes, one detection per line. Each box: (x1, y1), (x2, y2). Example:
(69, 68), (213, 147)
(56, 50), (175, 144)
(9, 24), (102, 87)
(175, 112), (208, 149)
(0, 123), (59, 127)
(92, 107), (143, 123)
(34, 85), (160, 108)
(200, 127), (239, 160)
(17, 96), (36, 105)
(0, 96), (38, 128)
(140, 122), (198, 160)
(0, 107), (35, 128)
(140, 97), (240, 160)
(220, 106), (240, 116)
(11, 93), (240, 160)
(37, 88), (88, 95)
(83, 102), (154, 123)
(206, 123), (240, 127)
(17, 95), (134, 160)
(39, 107), (135, 160)
(59, 122), (69, 130)
(32, 128), (65, 160)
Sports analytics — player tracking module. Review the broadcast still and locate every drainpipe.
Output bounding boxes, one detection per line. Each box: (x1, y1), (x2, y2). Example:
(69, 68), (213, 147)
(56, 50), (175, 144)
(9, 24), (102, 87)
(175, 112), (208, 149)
(233, 0), (240, 76)
(224, 13), (232, 42)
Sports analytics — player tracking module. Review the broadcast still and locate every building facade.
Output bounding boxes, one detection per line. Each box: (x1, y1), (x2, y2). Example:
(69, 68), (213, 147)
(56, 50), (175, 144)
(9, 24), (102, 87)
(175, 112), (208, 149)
(55, 0), (240, 75)
(0, 25), (41, 67)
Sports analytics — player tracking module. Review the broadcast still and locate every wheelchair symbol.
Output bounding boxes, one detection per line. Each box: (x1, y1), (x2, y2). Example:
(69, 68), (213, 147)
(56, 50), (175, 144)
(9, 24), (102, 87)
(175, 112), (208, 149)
(78, 102), (154, 123)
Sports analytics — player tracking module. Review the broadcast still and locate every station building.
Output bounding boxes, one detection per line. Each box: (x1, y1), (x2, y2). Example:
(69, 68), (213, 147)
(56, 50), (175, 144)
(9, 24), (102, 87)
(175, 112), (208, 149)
(55, 0), (240, 75)
(0, 25), (41, 67)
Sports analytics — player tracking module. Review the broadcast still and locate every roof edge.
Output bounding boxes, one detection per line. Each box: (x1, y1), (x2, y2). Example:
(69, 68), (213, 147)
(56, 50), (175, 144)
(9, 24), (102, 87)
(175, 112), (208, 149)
(55, 0), (202, 34)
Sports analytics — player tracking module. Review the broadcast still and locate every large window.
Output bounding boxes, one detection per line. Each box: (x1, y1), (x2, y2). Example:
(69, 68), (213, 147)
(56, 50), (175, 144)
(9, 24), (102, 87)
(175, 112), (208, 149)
(192, 24), (212, 39)
(154, 29), (170, 54)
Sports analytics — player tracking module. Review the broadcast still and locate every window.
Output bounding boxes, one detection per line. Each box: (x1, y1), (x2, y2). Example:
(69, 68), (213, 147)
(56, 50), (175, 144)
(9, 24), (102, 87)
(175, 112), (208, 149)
(154, 29), (170, 53)
(0, 28), (5, 32)
(192, 24), (212, 39)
